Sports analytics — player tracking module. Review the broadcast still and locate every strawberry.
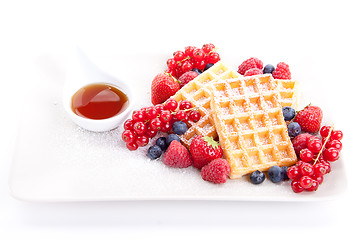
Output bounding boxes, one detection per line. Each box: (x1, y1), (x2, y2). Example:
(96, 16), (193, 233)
(151, 73), (180, 105)
(162, 140), (192, 168)
(201, 158), (230, 184)
(190, 135), (223, 169)
(294, 105), (323, 133)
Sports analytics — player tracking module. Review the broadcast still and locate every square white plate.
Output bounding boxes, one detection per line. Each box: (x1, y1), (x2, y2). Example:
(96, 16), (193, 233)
(9, 53), (347, 202)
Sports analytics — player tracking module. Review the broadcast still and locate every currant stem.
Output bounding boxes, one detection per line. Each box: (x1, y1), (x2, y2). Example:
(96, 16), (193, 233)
(313, 124), (335, 165)
(170, 106), (199, 114)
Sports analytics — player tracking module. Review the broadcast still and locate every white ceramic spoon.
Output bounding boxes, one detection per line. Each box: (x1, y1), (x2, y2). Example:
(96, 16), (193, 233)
(62, 47), (134, 132)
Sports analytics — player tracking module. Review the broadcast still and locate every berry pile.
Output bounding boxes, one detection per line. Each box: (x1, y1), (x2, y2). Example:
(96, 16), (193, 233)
(121, 99), (201, 151)
(147, 133), (228, 184)
(166, 43), (221, 79)
(248, 103), (343, 193)
(237, 57), (291, 79)
(288, 125), (343, 193)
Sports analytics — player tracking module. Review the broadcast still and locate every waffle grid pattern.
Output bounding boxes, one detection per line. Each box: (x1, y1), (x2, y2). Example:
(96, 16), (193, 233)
(276, 79), (299, 109)
(209, 74), (297, 179)
(172, 62), (232, 148)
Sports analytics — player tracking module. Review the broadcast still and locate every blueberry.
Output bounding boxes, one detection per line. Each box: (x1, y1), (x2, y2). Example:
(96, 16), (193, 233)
(287, 122), (301, 138)
(155, 137), (168, 151)
(250, 170), (265, 184)
(204, 63), (214, 71)
(281, 166), (289, 180)
(147, 145), (162, 160)
(192, 68), (202, 75)
(282, 107), (296, 121)
(166, 134), (181, 146)
(268, 166), (282, 183)
(172, 121), (188, 135)
(263, 64), (275, 74)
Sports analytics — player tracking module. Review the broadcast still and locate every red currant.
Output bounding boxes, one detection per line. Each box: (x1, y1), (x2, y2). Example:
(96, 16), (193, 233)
(145, 128), (157, 138)
(295, 160), (305, 167)
(326, 139), (342, 151)
(173, 51), (186, 61)
(195, 60), (207, 70)
(164, 99), (178, 111)
(144, 107), (158, 120)
(154, 104), (164, 114)
(299, 162), (314, 176)
(123, 119), (134, 131)
(159, 110), (172, 123)
(306, 179), (319, 191)
(313, 163), (327, 177)
(126, 142), (138, 151)
(287, 166), (301, 180)
(299, 148), (314, 163)
(122, 130), (136, 143)
(132, 110), (145, 122)
(181, 60), (193, 73)
(193, 48), (205, 61)
(291, 180), (304, 193)
(207, 52), (220, 64)
(167, 58), (177, 69)
(323, 147), (340, 162)
(184, 46), (196, 58)
(135, 135), (149, 147)
(300, 175), (313, 189)
(188, 110), (201, 122)
(175, 110), (187, 121)
(160, 122), (172, 133)
(318, 160), (331, 174)
(149, 118), (162, 131)
(202, 43), (215, 54)
(133, 121), (147, 135)
(179, 100), (193, 110)
(313, 175), (324, 185)
(330, 130), (343, 141)
(307, 137), (322, 153)
(320, 126), (332, 138)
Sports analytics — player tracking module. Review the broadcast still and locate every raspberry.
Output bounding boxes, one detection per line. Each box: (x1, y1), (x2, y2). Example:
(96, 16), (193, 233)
(162, 141), (192, 168)
(201, 158), (230, 184)
(291, 133), (313, 155)
(244, 68), (263, 76)
(272, 62), (291, 79)
(178, 71), (199, 88)
(237, 57), (263, 75)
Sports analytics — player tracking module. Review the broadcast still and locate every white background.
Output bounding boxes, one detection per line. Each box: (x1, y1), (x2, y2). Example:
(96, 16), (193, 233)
(0, 0), (359, 239)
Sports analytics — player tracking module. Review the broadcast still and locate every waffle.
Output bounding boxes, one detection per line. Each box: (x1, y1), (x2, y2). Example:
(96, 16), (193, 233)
(171, 62), (232, 148)
(208, 73), (297, 179)
(275, 79), (299, 109)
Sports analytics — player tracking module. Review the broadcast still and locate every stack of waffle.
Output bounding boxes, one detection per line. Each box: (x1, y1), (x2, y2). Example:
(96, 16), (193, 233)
(171, 62), (298, 178)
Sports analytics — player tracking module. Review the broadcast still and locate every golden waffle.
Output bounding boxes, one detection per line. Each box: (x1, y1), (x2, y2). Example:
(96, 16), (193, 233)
(171, 62), (231, 148)
(208, 74), (297, 179)
(275, 79), (299, 109)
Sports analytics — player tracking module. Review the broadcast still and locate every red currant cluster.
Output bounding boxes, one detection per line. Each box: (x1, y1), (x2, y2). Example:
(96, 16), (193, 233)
(166, 43), (221, 79)
(288, 125), (343, 193)
(121, 99), (201, 151)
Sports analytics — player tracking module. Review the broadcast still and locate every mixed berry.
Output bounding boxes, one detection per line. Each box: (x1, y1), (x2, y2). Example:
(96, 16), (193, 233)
(249, 103), (343, 194)
(121, 98), (201, 151)
(237, 57), (291, 80)
(122, 47), (344, 192)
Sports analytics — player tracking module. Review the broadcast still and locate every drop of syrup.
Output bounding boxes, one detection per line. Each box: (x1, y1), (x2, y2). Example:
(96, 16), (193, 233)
(71, 83), (129, 120)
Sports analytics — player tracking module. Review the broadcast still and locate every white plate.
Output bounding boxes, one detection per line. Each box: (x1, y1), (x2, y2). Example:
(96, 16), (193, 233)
(9, 53), (347, 202)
